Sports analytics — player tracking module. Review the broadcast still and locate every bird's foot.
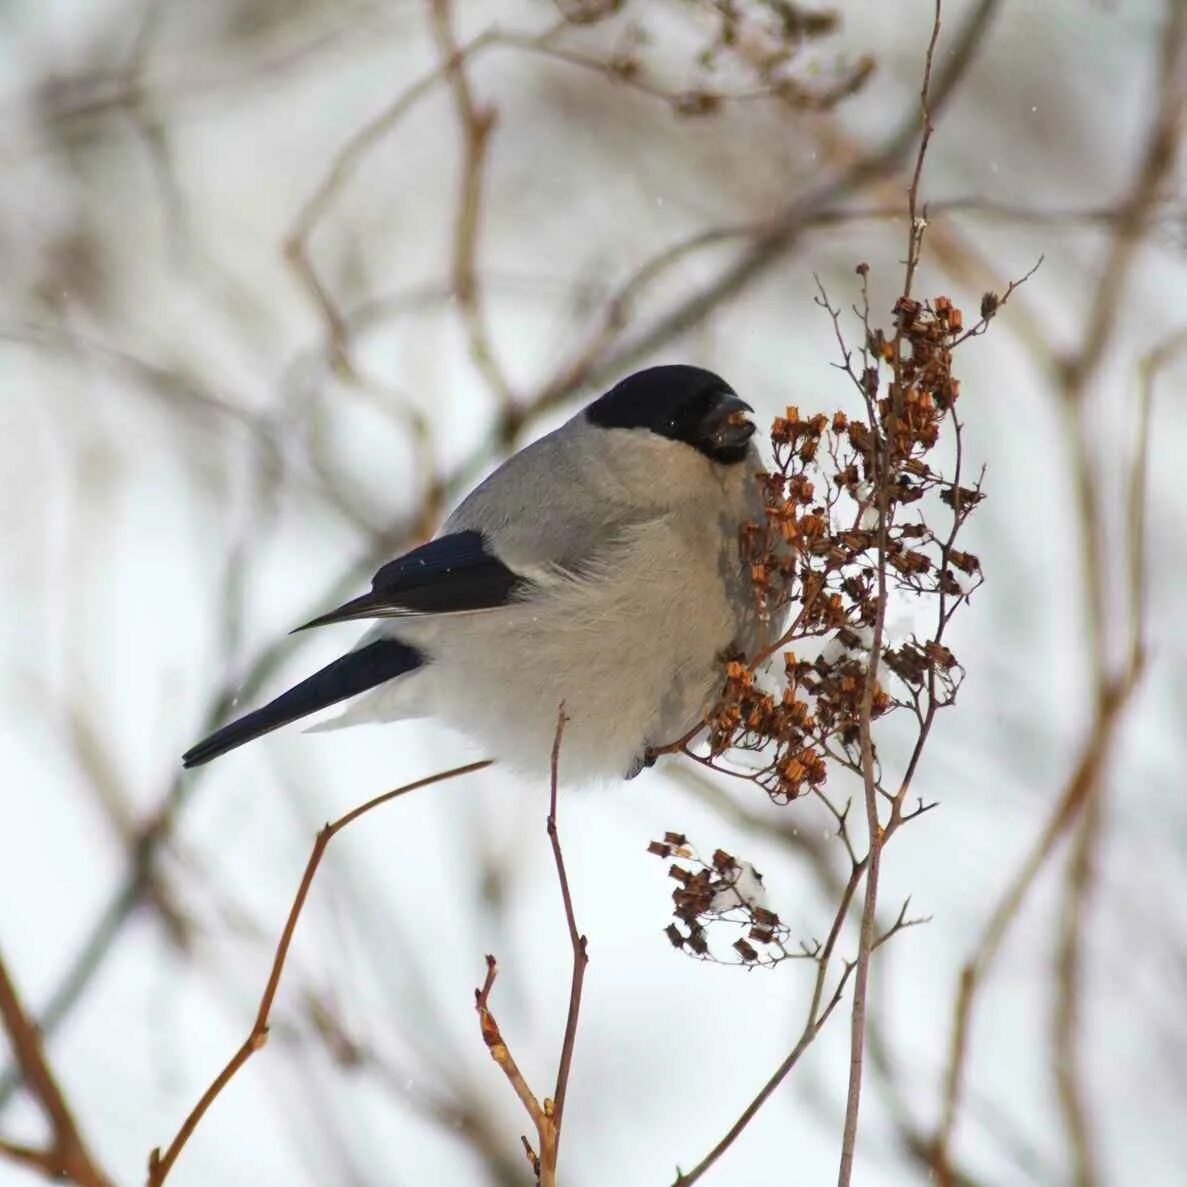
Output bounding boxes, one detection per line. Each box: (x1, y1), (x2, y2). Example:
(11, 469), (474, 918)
(625, 749), (659, 780)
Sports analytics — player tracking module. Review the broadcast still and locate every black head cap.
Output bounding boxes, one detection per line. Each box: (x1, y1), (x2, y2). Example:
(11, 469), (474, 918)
(585, 365), (756, 465)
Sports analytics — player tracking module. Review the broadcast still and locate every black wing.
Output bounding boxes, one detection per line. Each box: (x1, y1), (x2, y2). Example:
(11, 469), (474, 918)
(294, 530), (529, 632)
(181, 638), (423, 768)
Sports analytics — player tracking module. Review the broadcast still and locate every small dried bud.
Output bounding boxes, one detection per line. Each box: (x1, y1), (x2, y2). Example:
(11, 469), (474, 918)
(948, 549), (981, 574)
(924, 640), (957, 668)
(939, 569), (963, 596)
(610, 55), (639, 82)
(675, 90), (721, 117)
(733, 939), (759, 963)
(940, 485), (985, 511)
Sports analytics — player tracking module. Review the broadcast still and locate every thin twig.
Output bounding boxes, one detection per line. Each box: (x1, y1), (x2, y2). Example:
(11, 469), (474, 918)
(546, 706), (587, 1145)
(836, 7), (943, 1184)
(475, 957), (548, 1132)
(145, 760), (490, 1186)
(671, 859), (866, 1186)
(473, 708), (587, 1187)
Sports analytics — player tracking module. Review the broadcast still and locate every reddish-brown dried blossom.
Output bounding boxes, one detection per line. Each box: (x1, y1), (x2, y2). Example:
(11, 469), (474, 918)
(648, 840), (795, 968)
(733, 939), (760, 963)
(650, 289), (992, 974)
(649, 262), (1023, 974)
(696, 285), (984, 804)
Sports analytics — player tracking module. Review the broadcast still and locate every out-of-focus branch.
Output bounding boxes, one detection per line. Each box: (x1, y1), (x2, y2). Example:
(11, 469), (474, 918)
(491, 27), (873, 116)
(0, 517), (428, 1116)
(283, 24), (500, 379)
(117, 0), (189, 259)
(1051, 322), (1179, 1187)
(145, 760), (490, 1186)
(0, 0), (1005, 1117)
(931, 8), (1187, 1177)
(429, 0), (516, 415)
(0, 947), (113, 1187)
(930, 672), (1138, 1183)
(600, 0), (1002, 375)
(1049, 25), (1187, 1171)
(286, 0), (1003, 436)
(299, 990), (527, 1187)
(0, 324), (266, 431)
(4, 6), (393, 161)
(1059, 0), (1187, 406)
(64, 698), (195, 954)
(432, 0), (515, 417)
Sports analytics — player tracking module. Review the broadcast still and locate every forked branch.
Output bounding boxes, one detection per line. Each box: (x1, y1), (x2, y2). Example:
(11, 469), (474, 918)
(473, 708), (588, 1186)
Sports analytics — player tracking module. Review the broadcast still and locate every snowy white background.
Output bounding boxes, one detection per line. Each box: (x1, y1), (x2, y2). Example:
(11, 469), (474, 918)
(2, 1), (1186, 1185)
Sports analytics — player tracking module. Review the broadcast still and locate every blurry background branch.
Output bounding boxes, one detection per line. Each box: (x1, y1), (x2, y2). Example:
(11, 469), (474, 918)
(2, 0), (1186, 1184)
(929, 5), (1186, 1183)
(0, 949), (113, 1187)
(0, 0), (1004, 1110)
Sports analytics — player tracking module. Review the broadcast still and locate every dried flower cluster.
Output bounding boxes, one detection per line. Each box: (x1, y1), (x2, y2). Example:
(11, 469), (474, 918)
(690, 0), (875, 112)
(646, 268), (1031, 971)
(555, 0), (873, 116)
(647, 833), (795, 966)
(697, 280), (991, 809)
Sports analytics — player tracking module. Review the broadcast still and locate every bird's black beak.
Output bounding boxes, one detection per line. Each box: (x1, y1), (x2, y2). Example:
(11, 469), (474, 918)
(704, 392), (756, 458)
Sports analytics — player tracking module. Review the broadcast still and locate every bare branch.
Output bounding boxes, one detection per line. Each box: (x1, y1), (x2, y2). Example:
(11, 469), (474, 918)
(671, 857), (866, 1187)
(429, 0), (517, 414)
(546, 707), (588, 1144)
(930, 6), (1186, 1179)
(145, 760), (491, 1186)
(471, 708), (587, 1187)
(0, 948), (113, 1187)
(838, 7), (944, 1179)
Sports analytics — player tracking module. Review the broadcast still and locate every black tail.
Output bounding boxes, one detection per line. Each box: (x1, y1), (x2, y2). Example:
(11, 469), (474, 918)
(182, 639), (423, 768)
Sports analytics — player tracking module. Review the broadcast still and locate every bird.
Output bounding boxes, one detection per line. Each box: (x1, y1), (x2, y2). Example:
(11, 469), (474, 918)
(182, 364), (767, 783)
